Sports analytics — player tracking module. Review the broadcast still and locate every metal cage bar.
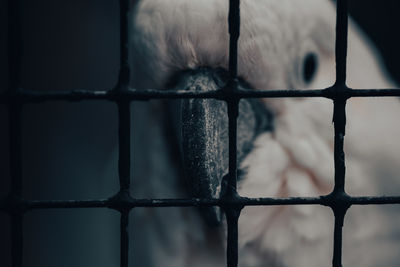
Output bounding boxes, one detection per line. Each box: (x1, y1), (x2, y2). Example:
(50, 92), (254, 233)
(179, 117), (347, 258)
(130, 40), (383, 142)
(1, 87), (400, 104)
(331, 1), (350, 266)
(7, 0), (24, 266)
(2, 0), (400, 267)
(224, 1), (241, 267)
(113, 1), (133, 267)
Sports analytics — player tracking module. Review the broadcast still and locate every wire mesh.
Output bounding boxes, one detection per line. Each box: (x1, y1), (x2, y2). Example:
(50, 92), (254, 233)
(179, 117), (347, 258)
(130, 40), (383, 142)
(2, 0), (400, 267)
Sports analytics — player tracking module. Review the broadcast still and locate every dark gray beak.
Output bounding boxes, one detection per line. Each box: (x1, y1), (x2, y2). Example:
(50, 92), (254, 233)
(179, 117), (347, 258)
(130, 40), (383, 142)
(169, 68), (272, 226)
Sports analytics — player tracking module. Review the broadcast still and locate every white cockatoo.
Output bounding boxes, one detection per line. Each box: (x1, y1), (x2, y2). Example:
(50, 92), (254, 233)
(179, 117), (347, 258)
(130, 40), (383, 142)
(129, 0), (400, 267)
(11, 1), (400, 267)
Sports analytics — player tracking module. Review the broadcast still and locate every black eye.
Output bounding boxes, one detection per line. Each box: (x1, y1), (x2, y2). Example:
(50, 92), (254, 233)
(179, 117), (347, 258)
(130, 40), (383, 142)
(303, 53), (318, 84)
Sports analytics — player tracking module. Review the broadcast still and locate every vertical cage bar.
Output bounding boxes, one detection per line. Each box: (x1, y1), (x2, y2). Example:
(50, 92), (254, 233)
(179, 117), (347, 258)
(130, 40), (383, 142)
(11, 213), (23, 267)
(331, 98), (348, 267)
(226, 0), (240, 195)
(117, 1), (132, 267)
(8, 0), (23, 266)
(332, 209), (346, 267)
(225, 98), (240, 267)
(118, 0), (131, 86)
(228, 0), (240, 79)
(120, 212), (129, 267)
(9, 104), (23, 267)
(227, 101), (238, 192)
(118, 101), (131, 192)
(226, 210), (239, 267)
(332, 99), (347, 193)
(331, 1), (349, 267)
(335, 0), (348, 86)
(225, 1), (241, 267)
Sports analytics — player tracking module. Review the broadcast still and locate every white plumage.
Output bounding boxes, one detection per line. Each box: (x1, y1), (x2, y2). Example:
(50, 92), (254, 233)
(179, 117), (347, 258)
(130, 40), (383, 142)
(129, 0), (400, 267)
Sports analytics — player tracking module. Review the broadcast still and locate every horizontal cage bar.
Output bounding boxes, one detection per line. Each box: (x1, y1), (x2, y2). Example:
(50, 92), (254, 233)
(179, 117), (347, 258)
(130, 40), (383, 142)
(1, 87), (400, 104)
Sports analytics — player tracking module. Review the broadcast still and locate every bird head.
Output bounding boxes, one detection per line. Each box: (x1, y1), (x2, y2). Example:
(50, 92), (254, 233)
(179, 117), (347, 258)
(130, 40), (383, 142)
(131, 0), (337, 225)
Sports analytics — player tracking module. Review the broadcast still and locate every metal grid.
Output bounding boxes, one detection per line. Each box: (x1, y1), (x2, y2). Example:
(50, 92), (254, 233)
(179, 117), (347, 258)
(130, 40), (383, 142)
(2, 0), (400, 267)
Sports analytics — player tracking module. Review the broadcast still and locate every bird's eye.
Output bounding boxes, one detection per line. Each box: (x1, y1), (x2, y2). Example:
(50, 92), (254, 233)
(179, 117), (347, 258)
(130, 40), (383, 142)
(302, 53), (318, 84)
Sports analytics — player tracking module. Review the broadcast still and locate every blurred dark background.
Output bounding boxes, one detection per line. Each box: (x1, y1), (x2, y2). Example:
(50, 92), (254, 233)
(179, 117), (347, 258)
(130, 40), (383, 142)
(349, 0), (400, 84)
(1, 0), (400, 266)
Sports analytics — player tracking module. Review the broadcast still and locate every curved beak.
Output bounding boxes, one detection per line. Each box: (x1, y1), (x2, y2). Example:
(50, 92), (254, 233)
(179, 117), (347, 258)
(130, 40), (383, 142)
(169, 68), (272, 226)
